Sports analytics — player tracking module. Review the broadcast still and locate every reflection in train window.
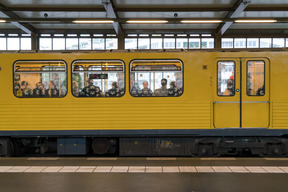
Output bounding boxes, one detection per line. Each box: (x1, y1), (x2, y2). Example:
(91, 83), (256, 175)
(72, 60), (125, 97)
(247, 61), (265, 96)
(130, 60), (183, 97)
(13, 61), (67, 98)
(217, 61), (235, 96)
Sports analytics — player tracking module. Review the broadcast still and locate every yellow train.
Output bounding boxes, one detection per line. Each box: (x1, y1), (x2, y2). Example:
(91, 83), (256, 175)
(0, 50), (288, 156)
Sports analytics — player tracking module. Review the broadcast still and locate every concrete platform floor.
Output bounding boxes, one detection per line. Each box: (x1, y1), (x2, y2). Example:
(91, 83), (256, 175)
(1, 157), (288, 192)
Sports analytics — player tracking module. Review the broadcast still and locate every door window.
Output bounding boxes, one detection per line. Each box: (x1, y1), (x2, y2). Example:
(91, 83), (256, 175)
(247, 61), (265, 96)
(217, 61), (235, 96)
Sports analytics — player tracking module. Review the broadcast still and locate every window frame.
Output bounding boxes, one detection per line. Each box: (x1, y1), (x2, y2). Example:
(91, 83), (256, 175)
(129, 59), (184, 98)
(217, 60), (236, 97)
(246, 60), (265, 97)
(13, 60), (68, 98)
(71, 59), (126, 98)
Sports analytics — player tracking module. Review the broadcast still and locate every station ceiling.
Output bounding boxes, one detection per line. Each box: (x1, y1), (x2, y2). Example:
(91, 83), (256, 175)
(0, 0), (288, 37)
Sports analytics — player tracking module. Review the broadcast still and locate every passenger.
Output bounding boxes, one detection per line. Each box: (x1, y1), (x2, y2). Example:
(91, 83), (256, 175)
(14, 82), (21, 96)
(223, 79), (235, 96)
(230, 70), (234, 81)
(20, 81), (33, 97)
(46, 80), (59, 97)
(72, 81), (79, 97)
(154, 78), (168, 96)
(130, 81), (140, 96)
(106, 81), (124, 97)
(140, 81), (153, 96)
(256, 86), (265, 96)
(60, 82), (67, 96)
(33, 82), (46, 97)
(80, 79), (102, 97)
(168, 81), (180, 96)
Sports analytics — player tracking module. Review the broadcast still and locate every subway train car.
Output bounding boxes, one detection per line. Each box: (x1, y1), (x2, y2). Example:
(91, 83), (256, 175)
(0, 50), (288, 156)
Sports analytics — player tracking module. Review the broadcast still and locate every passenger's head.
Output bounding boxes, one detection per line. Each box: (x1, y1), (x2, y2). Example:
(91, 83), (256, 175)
(143, 81), (148, 89)
(227, 79), (234, 90)
(112, 81), (119, 89)
(14, 82), (20, 90)
(21, 81), (28, 88)
(72, 81), (78, 89)
(36, 82), (43, 89)
(170, 81), (177, 88)
(88, 79), (93, 86)
(161, 78), (167, 86)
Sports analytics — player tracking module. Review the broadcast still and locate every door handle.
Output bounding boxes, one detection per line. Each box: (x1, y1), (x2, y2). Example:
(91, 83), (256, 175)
(242, 101), (270, 103)
(213, 101), (240, 104)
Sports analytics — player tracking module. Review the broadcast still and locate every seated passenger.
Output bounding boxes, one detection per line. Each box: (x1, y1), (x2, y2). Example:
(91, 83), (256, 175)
(60, 82), (67, 96)
(168, 81), (180, 97)
(106, 81), (124, 97)
(130, 81), (140, 96)
(80, 79), (102, 97)
(256, 86), (265, 96)
(33, 82), (46, 97)
(178, 86), (183, 96)
(154, 78), (168, 96)
(223, 79), (235, 96)
(21, 81), (33, 97)
(46, 80), (59, 97)
(140, 81), (153, 96)
(14, 82), (21, 96)
(72, 81), (79, 97)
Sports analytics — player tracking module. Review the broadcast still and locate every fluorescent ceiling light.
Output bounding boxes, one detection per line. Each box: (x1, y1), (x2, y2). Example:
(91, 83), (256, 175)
(127, 20), (168, 24)
(73, 20), (114, 24)
(235, 20), (277, 23)
(181, 20), (222, 23)
(0, 20), (6, 23)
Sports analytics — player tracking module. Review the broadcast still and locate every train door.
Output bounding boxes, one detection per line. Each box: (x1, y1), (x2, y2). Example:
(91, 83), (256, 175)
(241, 58), (270, 128)
(213, 58), (270, 128)
(213, 59), (241, 128)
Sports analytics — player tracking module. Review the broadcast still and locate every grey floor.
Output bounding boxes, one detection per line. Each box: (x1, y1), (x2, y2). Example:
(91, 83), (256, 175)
(1, 157), (288, 192)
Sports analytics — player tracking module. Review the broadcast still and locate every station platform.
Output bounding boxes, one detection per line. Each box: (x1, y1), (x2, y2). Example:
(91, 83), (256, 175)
(1, 157), (288, 192)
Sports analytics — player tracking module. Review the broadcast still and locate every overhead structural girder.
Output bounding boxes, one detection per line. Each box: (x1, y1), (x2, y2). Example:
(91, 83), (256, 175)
(0, 3), (36, 34)
(2, 6), (288, 12)
(102, 0), (124, 36)
(216, 0), (251, 36)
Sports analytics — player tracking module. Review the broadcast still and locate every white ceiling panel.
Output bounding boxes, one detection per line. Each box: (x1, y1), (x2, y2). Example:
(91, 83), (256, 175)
(0, 23), (18, 29)
(14, 11), (107, 18)
(230, 23), (288, 29)
(1, 0), (103, 6)
(118, 11), (228, 18)
(249, 0), (288, 5)
(239, 11), (288, 18)
(115, 0), (234, 6)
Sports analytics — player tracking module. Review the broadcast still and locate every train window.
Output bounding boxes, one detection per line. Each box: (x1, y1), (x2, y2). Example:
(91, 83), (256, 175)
(247, 61), (265, 96)
(72, 60), (125, 97)
(217, 61), (235, 96)
(13, 61), (67, 98)
(130, 60), (183, 97)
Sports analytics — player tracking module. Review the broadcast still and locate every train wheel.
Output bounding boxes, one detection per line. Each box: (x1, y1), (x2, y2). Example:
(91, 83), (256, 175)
(92, 138), (110, 155)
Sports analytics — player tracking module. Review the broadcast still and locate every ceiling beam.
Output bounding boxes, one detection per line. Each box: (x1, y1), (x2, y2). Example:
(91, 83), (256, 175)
(2, 17), (287, 23)
(2, 6), (288, 12)
(0, 3), (36, 34)
(216, 0), (251, 35)
(102, 0), (124, 36)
